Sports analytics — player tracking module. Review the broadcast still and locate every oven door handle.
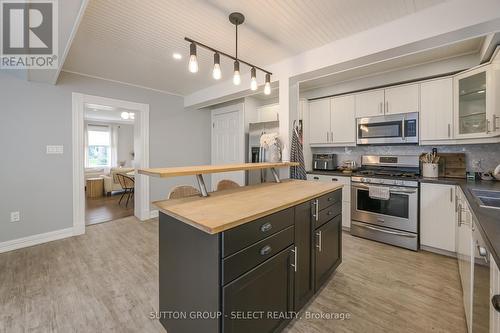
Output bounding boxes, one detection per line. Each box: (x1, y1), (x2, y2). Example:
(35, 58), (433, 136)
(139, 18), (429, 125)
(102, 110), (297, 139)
(352, 184), (417, 194)
(352, 221), (416, 238)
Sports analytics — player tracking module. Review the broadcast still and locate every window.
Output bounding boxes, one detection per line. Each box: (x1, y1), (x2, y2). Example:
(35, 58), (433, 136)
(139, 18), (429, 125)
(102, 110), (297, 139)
(87, 125), (111, 167)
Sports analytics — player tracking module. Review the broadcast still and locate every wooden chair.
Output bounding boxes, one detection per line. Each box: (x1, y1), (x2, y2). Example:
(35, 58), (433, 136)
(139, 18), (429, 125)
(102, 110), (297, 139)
(168, 185), (201, 199)
(216, 179), (240, 191)
(116, 173), (135, 207)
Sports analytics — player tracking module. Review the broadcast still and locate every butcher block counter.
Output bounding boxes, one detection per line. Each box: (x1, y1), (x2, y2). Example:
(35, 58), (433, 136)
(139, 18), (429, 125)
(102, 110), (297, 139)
(153, 179), (343, 234)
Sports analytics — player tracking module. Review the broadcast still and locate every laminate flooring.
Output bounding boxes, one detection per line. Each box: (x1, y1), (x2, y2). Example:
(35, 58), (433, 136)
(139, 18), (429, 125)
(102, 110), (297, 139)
(0, 217), (466, 333)
(85, 193), (134, 225)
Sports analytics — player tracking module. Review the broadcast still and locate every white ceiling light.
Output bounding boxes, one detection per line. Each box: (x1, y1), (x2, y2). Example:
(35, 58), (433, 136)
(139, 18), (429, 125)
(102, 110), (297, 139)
(121, 112), (130, 120)
(172, 52), (182, 60)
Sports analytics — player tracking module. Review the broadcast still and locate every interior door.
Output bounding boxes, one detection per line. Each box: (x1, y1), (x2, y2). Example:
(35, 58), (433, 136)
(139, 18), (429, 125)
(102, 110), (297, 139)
(384, 83), (419, 115)
(355, 89), (384, 118)
(314, 215), (341, 290)
(211, 105), (245, 190)
(330, 95), (356, 144)
(308, 99), (331, 144)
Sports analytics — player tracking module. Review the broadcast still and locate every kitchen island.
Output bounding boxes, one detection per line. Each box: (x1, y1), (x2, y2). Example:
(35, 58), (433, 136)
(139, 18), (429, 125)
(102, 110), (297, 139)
(149, 177), (343, 333)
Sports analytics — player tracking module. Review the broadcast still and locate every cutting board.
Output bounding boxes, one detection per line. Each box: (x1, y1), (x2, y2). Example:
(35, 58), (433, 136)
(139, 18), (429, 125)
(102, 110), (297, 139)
(420, 153), (466, 178)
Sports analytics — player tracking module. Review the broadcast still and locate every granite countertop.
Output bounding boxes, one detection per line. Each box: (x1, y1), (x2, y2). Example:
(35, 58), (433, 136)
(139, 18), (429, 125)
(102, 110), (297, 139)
(308, 170), (500, 268)
(154, 180), (343, 234)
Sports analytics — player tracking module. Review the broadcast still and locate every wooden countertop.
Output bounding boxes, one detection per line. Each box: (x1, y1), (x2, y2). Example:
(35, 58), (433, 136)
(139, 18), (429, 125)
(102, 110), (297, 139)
(154, 180), (343, 234)
(138, 162), (299, 178)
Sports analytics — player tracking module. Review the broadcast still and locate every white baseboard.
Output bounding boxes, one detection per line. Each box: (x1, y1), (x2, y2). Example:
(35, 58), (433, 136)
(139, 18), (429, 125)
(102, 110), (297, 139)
(150, 210), (159, 219)
(420, 245), (456, 258)
(0, 227), (75, 254)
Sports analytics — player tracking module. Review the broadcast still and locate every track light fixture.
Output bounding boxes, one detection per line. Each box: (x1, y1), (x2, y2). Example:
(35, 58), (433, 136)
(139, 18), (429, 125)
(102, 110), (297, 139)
(184, 12), (272, 94)
(212, 53), (221, 80)
(188, 42), (198, 73)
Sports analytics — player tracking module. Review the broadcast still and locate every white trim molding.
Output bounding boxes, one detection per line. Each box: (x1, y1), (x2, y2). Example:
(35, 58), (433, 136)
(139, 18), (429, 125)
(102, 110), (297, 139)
(72, 93), (151, 236)
(0, 228), (75, 254)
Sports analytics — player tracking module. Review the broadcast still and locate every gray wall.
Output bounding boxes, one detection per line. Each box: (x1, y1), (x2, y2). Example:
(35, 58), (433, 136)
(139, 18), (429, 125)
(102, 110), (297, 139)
(0, 71), (211, 243)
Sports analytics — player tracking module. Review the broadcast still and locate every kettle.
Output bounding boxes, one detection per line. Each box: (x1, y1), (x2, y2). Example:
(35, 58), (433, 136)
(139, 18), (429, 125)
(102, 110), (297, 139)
(494, 164), (500, 181)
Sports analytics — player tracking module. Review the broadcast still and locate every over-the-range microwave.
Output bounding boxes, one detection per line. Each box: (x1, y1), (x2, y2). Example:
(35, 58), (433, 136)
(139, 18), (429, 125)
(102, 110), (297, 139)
(356, 112), (418, 145)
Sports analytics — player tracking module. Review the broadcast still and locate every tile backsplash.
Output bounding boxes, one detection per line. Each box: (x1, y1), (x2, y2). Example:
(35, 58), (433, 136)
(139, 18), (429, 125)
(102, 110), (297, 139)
(312, 143), (500, 172)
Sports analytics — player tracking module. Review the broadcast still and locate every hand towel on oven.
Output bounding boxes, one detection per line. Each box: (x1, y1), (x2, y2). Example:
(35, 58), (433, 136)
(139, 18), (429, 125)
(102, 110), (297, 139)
(368, 185), (390, 200)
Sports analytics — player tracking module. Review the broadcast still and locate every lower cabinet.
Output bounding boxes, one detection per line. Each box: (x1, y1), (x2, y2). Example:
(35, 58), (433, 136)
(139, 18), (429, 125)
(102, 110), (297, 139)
(294, 201), (314, 310)
(491, 256), (500, 333)
(223, 246), (294, 333)
(420, 183), (456, 252)
(314, 214), (342, 290)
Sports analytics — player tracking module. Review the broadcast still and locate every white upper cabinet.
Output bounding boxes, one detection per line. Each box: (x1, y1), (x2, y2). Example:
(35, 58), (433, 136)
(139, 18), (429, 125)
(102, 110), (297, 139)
(355, 89), (384, 118)
(384, 83), (419, 115)
(308, 98), (330, 144)
(331, 95), (356, 145)
(420, 78), (454, 141)
(453, 63), (500, 139)
(420, 183), (456, 252)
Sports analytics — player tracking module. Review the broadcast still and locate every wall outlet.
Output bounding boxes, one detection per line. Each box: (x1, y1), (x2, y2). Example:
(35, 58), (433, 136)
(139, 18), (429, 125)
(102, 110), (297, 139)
(10, 211), (20, 222)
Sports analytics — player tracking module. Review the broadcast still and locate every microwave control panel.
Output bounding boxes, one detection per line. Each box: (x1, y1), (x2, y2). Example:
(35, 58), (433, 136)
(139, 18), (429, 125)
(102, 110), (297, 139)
(405, 119), (417, 137)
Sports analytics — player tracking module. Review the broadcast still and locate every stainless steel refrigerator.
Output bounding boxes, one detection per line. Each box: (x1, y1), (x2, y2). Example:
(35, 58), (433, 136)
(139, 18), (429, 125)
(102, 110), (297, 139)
(247, 121), (279, 185)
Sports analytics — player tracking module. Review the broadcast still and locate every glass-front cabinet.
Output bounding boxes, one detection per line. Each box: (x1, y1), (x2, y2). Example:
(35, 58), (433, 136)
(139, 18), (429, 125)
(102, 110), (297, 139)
(454, 64), (500, 138)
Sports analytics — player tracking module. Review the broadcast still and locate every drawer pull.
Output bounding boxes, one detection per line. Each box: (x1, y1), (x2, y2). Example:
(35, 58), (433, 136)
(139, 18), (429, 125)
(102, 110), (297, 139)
(331, 178), (338, 182)
(316, 231), (322, 252)
(493, 295), (500, 313)
(327, 196), (333, 201)
(327, 210), (333, 216)
(313, 176), (319, 180)
(260, 223), (273, 233)
(260, 245), (272, 256)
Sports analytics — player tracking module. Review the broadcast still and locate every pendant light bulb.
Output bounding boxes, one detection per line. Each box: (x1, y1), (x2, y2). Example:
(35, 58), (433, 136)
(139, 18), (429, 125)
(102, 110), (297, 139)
(264, 73), (271, 95)
(188, 43), (198, 73)
(250, 67), (257, 91)
(212, 53), (221, 80)
(233, 61), (241, 85)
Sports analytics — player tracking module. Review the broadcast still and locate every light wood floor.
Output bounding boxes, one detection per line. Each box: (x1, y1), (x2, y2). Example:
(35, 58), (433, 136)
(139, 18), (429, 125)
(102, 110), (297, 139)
(85, 193), (134, 225)
(0, 217), (466, 333)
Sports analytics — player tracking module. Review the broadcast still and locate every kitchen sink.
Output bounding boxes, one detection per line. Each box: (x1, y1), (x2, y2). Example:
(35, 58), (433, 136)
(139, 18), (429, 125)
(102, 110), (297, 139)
(470, 189), (500, 209)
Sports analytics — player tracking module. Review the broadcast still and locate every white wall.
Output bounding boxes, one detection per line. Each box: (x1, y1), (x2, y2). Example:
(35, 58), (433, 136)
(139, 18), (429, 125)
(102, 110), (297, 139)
(0, 71), (211, 243)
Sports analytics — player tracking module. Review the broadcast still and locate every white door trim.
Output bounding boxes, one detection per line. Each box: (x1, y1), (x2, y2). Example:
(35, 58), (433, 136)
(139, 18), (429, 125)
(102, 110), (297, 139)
(72, 93), (150, 236)
(211, 103), (245, 190)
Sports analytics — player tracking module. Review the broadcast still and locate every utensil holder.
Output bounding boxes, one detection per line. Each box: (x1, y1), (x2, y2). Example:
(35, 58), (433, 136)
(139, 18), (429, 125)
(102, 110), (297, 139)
(422, 163), (439, 178)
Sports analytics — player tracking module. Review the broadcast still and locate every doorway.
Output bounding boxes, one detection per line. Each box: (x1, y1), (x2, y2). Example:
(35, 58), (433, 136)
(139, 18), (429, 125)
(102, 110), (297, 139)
(211, 103), (245, 190)
(72, 93), (150, 235)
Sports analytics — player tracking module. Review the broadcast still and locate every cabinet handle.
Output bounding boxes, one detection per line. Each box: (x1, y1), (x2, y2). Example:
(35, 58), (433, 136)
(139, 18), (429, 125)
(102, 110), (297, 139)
(313, 176), (319, 180)
(385, 101), (389, 114)
(450, 187), (453, 203)
(457, 204), (463, 226)
(493, 295), (500, 313)
(291, 246), (297, 272)
(260, 245), (272, 256)
(448, 124), (451, 138)
(312, 199), (319, 221)
(260, 223), (272, 233)
(493, 115), (499, 131)
(379, 102), (383, 114)
(314, 161), (318, 169)
(486, 119), (491, 134)
(316, 231), (322, 252)
(331, 178), (338, 182)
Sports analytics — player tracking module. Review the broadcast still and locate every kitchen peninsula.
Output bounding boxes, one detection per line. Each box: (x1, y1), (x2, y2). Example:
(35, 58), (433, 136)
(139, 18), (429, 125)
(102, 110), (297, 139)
(138, 163), (344, 333)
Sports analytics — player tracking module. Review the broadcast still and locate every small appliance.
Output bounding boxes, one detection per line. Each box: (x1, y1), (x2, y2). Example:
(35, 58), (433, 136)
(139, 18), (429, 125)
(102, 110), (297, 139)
(312, 154), (336, 171)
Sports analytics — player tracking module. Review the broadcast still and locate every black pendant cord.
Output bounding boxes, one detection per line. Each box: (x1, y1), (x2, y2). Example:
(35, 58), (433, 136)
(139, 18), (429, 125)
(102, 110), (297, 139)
(235, 24), (238, 61)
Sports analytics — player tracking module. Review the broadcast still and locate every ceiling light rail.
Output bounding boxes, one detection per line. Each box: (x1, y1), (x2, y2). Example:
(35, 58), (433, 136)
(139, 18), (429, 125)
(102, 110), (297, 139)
(184, 12), (272, 95)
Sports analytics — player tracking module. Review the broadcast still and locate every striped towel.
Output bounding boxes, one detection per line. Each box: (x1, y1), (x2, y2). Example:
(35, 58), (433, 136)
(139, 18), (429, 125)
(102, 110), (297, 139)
(290, 126), (307, 180)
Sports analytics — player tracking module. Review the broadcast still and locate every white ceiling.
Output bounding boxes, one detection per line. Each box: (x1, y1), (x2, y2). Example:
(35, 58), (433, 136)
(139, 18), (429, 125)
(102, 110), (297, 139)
(63, 0), (446, 96)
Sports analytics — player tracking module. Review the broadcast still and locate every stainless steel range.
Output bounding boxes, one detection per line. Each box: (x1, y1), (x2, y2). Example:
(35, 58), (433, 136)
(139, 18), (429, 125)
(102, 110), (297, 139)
(350, 155), (420, 251)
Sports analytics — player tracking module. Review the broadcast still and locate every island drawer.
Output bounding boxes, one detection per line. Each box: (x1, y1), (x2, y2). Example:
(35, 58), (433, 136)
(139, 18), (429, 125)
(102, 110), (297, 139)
(314, 201), (342, 229)
(222, 226), (294, 285)
(315, 189), (342, 212)
(222, 207), (294, 257)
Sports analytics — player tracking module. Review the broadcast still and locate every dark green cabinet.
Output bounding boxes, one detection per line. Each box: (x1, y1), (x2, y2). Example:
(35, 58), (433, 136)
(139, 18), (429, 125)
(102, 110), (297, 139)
(223, 246), (295, 333)
(294, 201), (314, 310)
(314, 214), (342, 290)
